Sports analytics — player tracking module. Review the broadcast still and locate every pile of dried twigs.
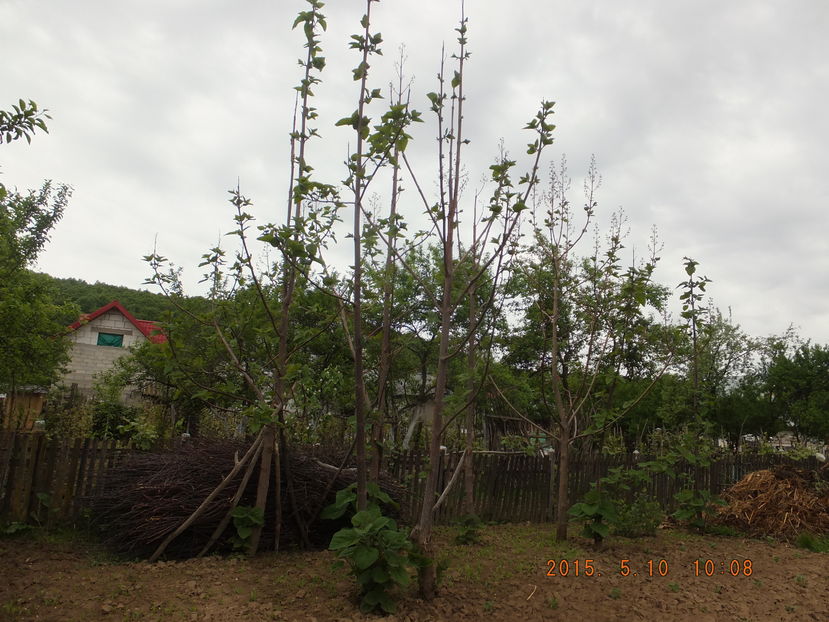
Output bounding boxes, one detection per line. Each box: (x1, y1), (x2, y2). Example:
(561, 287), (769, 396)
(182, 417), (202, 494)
(716, 466), (829, 540)
(89, 439), (407, 559)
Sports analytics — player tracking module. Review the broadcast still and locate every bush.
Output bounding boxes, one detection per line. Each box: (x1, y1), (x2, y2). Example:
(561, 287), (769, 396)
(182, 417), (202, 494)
(611, 494), (663, 537)
(672, 488), (726, 532)
(454, 514), (484, 545)
(329, 506), (415, 614)
(91, 400), (139, 439)
(569, 488), (617, 548)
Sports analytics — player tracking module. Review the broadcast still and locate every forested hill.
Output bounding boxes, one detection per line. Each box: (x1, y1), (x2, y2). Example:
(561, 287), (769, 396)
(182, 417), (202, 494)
(37, 273), (174, 320)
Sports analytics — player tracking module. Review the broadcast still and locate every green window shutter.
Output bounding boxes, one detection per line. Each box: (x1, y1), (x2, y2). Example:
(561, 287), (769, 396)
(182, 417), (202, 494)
(97, 332), (124, 347)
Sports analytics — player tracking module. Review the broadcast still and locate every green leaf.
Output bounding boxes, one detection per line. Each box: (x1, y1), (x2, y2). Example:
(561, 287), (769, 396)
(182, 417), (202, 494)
(353, 545), (380, 569)
(329, 528), (361, 550)
(371, 566), (389, 584)
(388, 564), (410, 586)
(591, 522), (609, 539)
(377, 591), (396, 613)
(320, 503), (346, 520)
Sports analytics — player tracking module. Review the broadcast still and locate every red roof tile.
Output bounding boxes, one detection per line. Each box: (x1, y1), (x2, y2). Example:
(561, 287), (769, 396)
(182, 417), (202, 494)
(67, 300), (167, 343)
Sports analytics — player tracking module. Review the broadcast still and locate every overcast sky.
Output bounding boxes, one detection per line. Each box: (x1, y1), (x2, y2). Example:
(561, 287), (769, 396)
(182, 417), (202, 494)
(3, 1), (827, 343)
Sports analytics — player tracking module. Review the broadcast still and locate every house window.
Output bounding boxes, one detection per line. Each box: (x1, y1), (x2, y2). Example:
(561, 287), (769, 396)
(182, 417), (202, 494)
(97, 332), (124, 347)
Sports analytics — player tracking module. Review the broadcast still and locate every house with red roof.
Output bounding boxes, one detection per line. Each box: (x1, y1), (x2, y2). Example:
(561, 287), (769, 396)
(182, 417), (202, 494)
(2, 301), (165, 431)
(62, 300), (165, 395)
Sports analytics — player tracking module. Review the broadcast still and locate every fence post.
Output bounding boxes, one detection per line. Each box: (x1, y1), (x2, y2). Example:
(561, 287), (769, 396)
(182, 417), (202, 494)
(0, 431), (17, 514)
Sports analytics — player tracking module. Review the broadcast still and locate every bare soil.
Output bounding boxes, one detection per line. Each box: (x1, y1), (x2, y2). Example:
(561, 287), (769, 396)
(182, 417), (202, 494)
(1, 524), (827, 622)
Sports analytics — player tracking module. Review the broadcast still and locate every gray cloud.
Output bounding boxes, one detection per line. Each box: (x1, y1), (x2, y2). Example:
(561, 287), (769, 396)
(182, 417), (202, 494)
(2, 0), (827, 342)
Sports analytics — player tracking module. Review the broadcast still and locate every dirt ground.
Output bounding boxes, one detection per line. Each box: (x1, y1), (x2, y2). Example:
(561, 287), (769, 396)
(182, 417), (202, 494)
(1, 523), (827, 622)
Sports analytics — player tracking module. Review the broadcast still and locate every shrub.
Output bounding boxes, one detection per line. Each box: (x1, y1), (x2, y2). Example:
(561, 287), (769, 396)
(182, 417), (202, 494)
(569, 488), (617, 548)
(328, 505), (415, 614)
(611, 494), (663, 537)
(229, 505), (265, 551)
(454, 514), (484, 545)
(323, 483), (418, 614)
(672, 488), (725, 532)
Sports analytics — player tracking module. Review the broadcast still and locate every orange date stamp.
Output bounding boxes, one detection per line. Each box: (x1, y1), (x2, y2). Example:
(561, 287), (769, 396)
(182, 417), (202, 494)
(546, 558), (753, 578)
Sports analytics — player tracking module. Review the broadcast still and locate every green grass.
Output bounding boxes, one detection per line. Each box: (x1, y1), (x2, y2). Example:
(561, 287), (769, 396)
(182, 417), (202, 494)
(795, 532), (829, 553)
(0, 601), (28, 621)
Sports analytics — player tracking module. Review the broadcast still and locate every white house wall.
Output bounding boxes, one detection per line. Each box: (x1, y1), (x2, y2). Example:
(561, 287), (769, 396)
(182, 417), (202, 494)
(63, 310), (148, 393)
(69, 310), (145, 347)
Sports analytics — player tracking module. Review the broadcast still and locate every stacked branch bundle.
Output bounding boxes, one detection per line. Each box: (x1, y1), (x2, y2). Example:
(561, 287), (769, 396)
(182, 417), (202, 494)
(89, 440), (407, 559)
(716, 466), (829, 540)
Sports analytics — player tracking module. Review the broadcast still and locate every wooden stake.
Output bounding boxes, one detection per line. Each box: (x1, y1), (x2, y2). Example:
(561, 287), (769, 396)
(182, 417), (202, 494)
(149, 430), (264, 563)
(197, 439), (264, 557)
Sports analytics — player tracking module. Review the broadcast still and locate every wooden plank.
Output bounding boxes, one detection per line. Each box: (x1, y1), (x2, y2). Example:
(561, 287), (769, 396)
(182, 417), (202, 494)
(531, 455), (545, 522)
(411, 450), (423, 524)
(5, 434), (27, 520)
(78, 438), (98, 501)
(525, 455), (537, 522)
(49, 439), (74, 522)
(11, 434), (43, 522)
(482, 454), (499, 521)
(495, 454), (512, 521)
(60, 438), (83, 520)
(32, 437), (58, 526)
(70, 438), (93, 519)
(539, 455), (550, 522)
(478, 454), (494, 520)
(74, 438), (92, 498)
(0, 431), (17, 515)
(516, 455), (529, 520)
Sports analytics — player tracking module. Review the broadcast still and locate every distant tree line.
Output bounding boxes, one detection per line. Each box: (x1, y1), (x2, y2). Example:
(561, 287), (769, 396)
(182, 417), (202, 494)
(38, 273), (175, 320)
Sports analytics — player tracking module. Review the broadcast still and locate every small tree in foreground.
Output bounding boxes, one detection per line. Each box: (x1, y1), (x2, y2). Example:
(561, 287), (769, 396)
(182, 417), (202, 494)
(0, 101), (76, 425)
(517, 157), (673, 541)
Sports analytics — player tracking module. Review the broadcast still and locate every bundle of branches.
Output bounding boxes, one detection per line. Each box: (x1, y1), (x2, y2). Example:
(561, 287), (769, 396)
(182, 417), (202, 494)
(715, 466), (829, 540)
(89, 439), (407, 559)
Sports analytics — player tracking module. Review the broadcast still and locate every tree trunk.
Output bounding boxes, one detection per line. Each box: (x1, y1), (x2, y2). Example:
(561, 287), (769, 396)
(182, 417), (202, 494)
(555, 418), (571, 541)
(248, 423), (275, 555)
(463, 280), (477, 515)
(351, 0), (374, 512)
(415, 325), (451, 599)
(415, 200), (456, 600)
(371, 144), (401, 482)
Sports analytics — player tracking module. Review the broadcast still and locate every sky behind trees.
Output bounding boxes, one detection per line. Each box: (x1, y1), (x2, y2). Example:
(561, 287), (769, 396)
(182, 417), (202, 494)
(3, 0), (827, 342)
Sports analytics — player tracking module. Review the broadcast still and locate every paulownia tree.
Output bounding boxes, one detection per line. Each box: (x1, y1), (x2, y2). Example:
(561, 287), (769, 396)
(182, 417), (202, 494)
(389, 13), (555, 596)
(145, 1), (343, 557)
(517, 157), (672, 540)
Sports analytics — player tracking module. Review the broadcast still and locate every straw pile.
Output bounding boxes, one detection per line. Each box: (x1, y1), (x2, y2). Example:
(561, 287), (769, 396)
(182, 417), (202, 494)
(88, 440), (407, 559)
(716, 466), (829, 540)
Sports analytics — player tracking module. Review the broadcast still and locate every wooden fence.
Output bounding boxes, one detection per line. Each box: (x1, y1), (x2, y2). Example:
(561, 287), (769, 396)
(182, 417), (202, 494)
(386, 450), (819, 524)
(1, 432), (818, 526)
(0, 431), (127, 525)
